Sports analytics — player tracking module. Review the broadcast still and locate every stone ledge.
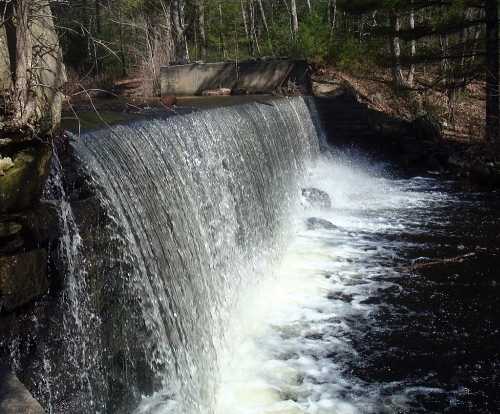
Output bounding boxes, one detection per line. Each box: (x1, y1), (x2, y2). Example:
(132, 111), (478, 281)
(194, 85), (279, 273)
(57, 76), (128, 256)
(0, 367), (44, 414)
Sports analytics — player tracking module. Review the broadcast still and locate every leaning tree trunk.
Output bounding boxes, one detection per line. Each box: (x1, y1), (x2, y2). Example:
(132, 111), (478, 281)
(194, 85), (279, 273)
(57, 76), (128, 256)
(485, 0), (499, 142)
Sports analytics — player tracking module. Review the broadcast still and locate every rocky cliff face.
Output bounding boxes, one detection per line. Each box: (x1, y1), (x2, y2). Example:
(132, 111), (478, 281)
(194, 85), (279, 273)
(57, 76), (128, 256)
(0, 139), (55, 313)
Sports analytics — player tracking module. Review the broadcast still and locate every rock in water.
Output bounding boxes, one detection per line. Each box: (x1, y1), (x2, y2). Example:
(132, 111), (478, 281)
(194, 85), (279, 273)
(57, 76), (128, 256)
(306, 217), (339, 231)
(161, 95), (177, 108)
(301, 188), (332, 209)
(0, 367), (44, 414)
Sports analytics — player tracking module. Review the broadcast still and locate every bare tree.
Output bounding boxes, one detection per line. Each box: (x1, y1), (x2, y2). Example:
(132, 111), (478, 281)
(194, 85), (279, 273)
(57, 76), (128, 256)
(290, 0), (299, 39)
(218, 2), (226, 59)
(171, 0), (189, 63)
(1, 0), (66, 134)
(195, 0), (207, 60)
(390, 12), (406, 88)
(240, 0), (253, 55)
(328, 0), (337, 40)
(485, 0), (499, 142)
(257, 0), (272, 52)
(407, 2), (416, 87)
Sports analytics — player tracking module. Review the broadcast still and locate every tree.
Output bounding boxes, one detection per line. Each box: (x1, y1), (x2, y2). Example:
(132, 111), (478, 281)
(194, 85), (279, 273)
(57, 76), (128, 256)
(290, 0), (299, 39)
(485, 0), (499, 142)
(1, 0), (66, 135)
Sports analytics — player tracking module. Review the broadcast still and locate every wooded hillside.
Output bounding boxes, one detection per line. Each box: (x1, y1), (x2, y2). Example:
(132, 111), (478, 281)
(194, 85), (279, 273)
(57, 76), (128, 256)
(0, 0), (498, 142)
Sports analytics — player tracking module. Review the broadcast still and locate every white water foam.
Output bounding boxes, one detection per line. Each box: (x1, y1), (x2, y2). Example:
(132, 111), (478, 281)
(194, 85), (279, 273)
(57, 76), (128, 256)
(214, 152), (449, 414)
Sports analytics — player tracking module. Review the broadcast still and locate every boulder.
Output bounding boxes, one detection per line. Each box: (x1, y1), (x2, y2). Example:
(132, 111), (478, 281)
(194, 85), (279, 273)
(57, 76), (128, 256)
(0, 144), (52, 214)
(0, 367), (44, 414)
(0, 249), (48, 313)
(14, 201), (59, 245)
(306, 217), (339, 231)
(161, 95), (177, 108)
(0, 221), (23, 254)
(411, 112), (442, 142)
(0, 202), (59, 255)
(301, 188), (332, 209)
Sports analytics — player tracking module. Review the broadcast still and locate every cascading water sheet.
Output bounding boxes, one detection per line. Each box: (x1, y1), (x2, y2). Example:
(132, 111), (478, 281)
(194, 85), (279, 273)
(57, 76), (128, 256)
(73, 97), (321, 413)
(38, 96), (499, 414)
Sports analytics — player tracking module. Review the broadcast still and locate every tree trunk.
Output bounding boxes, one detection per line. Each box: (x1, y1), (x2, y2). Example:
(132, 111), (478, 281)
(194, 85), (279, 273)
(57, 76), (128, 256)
(118, 4), (127, 76)
(407, 3), (416, 87)
(305, 0), (311, 13)
(328, 0), (337, 40)
(195, 0), (207, 60)
(218, 2), (226, 59)
(95, 0), (101, 35)
(257, 0), (272, 52)
(248, 0), (261, 56)
(12, 0), (35, 125)
(171, 0), (189, 63)
(4, 1), (17, 80)
(290, 0), (299, 39)
(390, 13), (406, 88)
(240, 0), (253, 55)
(485, 0), (499, 142)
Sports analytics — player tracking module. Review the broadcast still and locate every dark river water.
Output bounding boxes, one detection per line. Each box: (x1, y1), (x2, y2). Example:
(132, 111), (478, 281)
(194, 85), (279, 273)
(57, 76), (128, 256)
(206, 153), (500, 414)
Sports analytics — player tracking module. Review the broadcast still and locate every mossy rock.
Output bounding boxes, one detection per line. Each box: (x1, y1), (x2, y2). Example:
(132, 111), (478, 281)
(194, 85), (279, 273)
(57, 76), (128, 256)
(0, 144), (52, 214)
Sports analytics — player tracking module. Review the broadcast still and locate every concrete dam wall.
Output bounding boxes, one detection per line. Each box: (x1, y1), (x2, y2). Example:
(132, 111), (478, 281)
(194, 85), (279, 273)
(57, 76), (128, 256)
(160, 60), (310, 96)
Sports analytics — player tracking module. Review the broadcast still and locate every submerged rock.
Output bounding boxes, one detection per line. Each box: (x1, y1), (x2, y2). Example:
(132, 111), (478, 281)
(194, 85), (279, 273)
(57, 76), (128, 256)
(306, 217), (339, 231)
(301, 187), (332, 209)
(0, 367), (44, 414)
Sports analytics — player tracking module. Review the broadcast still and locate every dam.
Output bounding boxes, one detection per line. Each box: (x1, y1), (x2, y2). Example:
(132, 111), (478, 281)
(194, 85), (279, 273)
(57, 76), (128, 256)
(1, 97), (499, 414)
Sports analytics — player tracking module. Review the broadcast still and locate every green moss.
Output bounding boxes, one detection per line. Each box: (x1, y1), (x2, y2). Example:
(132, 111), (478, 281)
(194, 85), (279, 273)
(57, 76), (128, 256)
(0, 145), (52, 214)
(61, 110), (142, 132)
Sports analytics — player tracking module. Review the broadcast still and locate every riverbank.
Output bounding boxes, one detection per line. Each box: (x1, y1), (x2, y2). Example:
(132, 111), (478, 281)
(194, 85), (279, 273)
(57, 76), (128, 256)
(311, 67), (500, 187)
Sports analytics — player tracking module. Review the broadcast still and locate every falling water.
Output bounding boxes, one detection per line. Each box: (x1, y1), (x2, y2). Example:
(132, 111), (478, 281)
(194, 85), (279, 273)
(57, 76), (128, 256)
(19, 96), (498, 414)
(72, 97), (321, 413)
(39, 152), (107, 412)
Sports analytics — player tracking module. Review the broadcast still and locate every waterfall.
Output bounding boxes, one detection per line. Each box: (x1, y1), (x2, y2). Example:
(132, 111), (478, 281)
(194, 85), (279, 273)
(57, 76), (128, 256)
(69, 97), (321, 413)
